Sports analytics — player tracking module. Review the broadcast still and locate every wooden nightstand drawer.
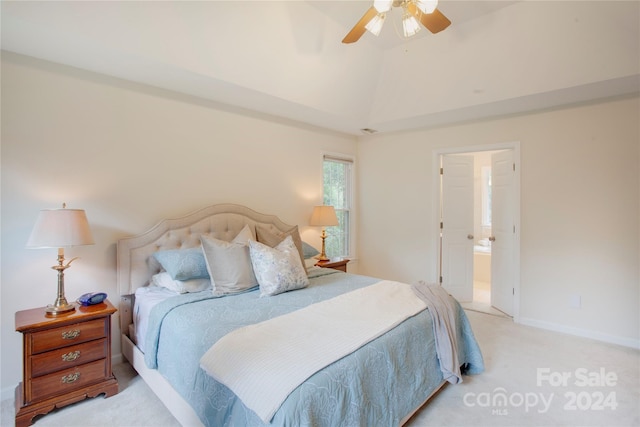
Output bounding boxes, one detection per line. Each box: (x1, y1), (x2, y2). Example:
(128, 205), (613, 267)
(29, 359), (107, 402)
(31, 338), (107, 377)
(15, 300), (118, 427)
(30, 318), (107, 354)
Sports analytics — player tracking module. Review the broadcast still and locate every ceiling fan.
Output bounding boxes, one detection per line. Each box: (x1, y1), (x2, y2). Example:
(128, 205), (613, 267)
(342, 0), (451, 44)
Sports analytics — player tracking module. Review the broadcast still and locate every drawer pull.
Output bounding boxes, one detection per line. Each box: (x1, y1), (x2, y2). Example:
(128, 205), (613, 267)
(62, 329), (81, 340)
(62, 350), (81, 362)
(61, 372), (81, 384)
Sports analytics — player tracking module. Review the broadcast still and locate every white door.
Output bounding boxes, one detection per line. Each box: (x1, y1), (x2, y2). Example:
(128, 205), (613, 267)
(441, 155), (474, 302)
(490, 150), (515, 315)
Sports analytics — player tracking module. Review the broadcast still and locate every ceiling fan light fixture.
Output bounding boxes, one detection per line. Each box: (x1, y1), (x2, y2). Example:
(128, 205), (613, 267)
(415, 0), (438, 15)
(373, 0), (393, 13)
(365, 13), (386, 36)
(342, 0), (450, 44)
(402, 10), (421, 37)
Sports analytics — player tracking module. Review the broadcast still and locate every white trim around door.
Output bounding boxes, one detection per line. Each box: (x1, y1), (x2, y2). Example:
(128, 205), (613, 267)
(432, 141), (521, 322)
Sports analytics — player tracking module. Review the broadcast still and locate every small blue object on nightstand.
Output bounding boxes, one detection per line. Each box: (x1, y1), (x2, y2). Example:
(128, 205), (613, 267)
(77, 292), (107, 306)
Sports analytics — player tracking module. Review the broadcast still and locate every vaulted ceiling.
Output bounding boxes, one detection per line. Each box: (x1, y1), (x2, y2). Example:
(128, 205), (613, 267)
(2, 1), (639, 135)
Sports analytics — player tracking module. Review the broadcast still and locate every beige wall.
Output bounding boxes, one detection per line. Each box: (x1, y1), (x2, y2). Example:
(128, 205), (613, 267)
(2, 51), (639, 399)
(357, 96), (639, 347)
(0, 52), (357, 395)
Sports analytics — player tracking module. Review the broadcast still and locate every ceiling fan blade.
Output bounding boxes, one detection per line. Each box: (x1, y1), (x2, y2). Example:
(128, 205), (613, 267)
(407, 4), (451, 34)
(342, 6), (378, 44)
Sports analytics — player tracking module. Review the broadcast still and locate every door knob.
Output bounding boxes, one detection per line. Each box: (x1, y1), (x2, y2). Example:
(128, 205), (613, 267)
(467, 234), (474, 240)
(488, 236), (496, 242)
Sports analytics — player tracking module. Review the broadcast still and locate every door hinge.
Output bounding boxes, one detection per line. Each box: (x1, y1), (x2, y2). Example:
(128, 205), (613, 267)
(513, 163), (516, 172)
(440, 167), (443, 175)
(439, 276), (443, 284)
(440, 221), (443, 229)
(513, 225), (516, 233)
(512, 288), (515, 295)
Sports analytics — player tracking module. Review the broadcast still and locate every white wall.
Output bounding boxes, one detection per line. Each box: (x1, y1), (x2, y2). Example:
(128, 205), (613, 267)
(357, 96), (640, 347)
(0, 52), (357, 395)
(2, 50), (638, 401)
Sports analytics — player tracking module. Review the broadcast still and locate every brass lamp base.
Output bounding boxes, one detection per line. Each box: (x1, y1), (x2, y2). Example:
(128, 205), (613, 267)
(46, 302), (75, 316)
(45, 250), (78, 316)
(315, 228), (330, 261)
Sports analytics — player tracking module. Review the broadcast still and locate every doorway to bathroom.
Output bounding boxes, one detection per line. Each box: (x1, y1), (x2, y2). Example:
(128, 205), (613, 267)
(434, 143), (520, 319)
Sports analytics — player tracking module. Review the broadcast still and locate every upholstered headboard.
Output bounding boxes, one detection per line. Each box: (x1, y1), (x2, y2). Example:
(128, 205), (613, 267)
(116, 204), (295, 331)
(117, 204), (295, 296)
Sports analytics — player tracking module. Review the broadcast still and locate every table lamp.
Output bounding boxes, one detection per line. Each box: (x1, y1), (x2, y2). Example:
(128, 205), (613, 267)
(309, 205), (339, 262)
(26, 203), (94, 315)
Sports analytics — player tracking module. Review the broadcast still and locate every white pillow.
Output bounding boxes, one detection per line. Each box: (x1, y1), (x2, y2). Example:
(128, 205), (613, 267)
(229, 223), (254, 244)
(255, 224), (306, 272)
(200, 225), (258, 296)
(249, 235), (309, 297)
(151, 272), (211, 294)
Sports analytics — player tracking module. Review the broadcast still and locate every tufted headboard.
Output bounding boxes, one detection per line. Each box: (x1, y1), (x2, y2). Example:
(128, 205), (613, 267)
(116, 204), (295, 331)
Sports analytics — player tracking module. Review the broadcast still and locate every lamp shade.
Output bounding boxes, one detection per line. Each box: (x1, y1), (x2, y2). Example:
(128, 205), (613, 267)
(416, 0), (438, 14)
(402, 12), (421, 37)
(27, 208), (94, 248)
(365, 13), (386, 36)
(309, 206), (339, 227)
(373, 0), (392, 13)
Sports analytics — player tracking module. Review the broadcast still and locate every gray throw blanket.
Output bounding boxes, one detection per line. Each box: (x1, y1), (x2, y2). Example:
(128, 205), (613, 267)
(411, 281), (462, 384)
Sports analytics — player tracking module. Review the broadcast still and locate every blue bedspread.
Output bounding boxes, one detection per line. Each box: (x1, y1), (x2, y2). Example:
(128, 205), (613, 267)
(143, 269), (484, 426)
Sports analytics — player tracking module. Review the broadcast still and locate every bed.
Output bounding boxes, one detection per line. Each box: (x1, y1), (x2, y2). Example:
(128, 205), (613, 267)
(117, 204), (484, 426)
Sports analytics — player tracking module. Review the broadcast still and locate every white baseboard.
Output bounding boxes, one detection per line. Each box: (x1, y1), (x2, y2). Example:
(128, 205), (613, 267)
(518, 317), (640, 349)
(112, 353), (123, 365)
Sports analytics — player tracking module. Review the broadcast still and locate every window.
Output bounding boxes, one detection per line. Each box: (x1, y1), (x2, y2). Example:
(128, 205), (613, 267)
(322, 155), (354, 258)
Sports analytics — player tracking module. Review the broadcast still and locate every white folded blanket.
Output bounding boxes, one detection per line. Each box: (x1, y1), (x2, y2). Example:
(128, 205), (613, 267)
(199, 280), (427, 422)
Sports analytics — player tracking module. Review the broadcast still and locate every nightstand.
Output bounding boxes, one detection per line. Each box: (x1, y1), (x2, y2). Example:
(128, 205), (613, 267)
(315, 259), (350, 272)
(15, 300), (118, 427)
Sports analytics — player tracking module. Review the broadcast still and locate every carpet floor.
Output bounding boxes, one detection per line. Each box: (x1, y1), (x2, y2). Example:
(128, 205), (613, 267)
(3, 310), (638, 426)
